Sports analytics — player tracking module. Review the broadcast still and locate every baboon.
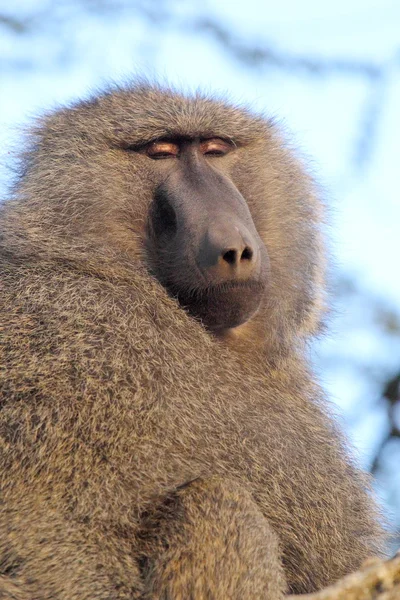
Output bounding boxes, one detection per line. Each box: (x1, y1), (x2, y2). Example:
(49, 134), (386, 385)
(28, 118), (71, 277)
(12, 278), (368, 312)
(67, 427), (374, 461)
(0, 82), (385, 599)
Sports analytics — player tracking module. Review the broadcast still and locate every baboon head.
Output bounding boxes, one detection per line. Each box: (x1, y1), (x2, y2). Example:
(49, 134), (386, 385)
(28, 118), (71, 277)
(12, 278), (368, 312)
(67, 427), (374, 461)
(8, 82), (325, 347)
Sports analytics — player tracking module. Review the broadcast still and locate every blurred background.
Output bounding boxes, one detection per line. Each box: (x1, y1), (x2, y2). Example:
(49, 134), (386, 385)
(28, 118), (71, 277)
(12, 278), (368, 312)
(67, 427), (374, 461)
(0, 0), (399, 551)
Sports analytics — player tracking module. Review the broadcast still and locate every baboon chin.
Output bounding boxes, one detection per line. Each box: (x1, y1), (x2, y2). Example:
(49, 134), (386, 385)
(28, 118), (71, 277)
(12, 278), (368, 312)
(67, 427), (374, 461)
(0, 81), (385, 600)
(172, 280), (267, 331)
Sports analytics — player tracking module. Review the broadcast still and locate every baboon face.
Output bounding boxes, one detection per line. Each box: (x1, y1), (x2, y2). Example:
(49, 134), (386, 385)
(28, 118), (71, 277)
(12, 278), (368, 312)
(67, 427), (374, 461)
(135, 137), (270, 331)
(15, 84), (324, 339)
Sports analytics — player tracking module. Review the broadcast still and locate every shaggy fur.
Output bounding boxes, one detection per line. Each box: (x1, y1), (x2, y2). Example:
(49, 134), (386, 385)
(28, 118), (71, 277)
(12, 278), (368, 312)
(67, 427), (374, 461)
(0, 82), (385, 599)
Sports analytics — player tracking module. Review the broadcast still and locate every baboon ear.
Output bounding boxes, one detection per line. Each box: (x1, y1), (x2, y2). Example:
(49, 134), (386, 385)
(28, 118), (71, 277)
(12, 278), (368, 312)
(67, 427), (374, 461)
(300, 253), (328, 338)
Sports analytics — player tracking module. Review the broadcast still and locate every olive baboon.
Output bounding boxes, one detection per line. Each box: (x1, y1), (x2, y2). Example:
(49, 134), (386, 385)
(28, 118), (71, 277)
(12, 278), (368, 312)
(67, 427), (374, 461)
(0, 83), (385, 599)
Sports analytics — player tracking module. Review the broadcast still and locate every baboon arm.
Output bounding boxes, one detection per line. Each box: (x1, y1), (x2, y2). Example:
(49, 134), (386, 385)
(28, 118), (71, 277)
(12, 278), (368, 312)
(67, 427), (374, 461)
(139, 477), (287, 600)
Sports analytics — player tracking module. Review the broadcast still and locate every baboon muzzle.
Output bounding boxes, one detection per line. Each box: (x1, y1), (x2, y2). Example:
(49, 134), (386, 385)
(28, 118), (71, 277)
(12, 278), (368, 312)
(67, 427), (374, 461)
(147, 156), (269, 331)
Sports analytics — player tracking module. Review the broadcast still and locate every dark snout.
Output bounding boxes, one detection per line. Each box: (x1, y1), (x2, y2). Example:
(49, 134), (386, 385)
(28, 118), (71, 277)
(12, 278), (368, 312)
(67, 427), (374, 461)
(147, 159), (269, 330)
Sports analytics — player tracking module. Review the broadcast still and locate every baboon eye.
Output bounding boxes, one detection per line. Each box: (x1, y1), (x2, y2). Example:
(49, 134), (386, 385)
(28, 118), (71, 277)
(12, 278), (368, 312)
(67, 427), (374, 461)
(146, 141), (180, 159)
(200, 138), (234, 156)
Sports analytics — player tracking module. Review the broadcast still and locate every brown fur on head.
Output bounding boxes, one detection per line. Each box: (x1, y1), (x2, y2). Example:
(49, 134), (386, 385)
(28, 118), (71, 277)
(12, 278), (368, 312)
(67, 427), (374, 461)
(5, 81), (325, 355)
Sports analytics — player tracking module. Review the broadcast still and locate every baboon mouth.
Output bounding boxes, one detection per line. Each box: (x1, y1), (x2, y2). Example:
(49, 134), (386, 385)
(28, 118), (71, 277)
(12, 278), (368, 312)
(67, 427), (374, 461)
(167, 279), (265, 331)
(203, 280), (265, 294)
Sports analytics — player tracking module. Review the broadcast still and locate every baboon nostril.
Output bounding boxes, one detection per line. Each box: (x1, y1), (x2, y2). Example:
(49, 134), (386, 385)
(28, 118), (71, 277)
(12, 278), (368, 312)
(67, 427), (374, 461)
(222, 249), (237, 265)
(222, 247), (253, 266)
(241, 247), (253, 261)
